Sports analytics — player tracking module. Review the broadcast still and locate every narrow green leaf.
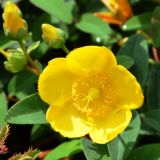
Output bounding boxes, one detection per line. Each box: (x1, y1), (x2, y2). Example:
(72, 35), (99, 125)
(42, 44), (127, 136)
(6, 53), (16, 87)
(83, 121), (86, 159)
(31, 124), (52, 142)
(127, 144), (160, 160)
(7, 71), (38, 99)
(0, 33), (16, 49)
(118, 34), (149, 86)
(122, 12), (152, 31)
(27, 41), (40, 54)
(107, 111), (140, 160)
(0, 92), (8, 127)
(82, 138), (111, 160)
(6, 93), (48, 124)
(147, 63), (160, 109)
(143, 109), (160, 131)
(0, 62), (12, 90)
(45, 140), (83, 160)
(31, 42), (49, 60)
(76, 13), (112, 37)
(116, 55), (134, 69)
(151, 6), (160, 47)
(29, 0), (75, 24)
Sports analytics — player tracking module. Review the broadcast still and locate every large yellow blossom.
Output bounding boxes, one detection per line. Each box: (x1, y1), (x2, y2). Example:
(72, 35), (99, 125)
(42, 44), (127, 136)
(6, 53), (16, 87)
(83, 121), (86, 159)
(95, 0), (133, 25)
(38, 46), (143, 144)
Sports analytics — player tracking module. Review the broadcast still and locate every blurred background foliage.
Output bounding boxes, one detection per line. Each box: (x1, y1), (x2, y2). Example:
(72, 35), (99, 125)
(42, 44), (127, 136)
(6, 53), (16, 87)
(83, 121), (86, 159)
(1, 0), (160, 159)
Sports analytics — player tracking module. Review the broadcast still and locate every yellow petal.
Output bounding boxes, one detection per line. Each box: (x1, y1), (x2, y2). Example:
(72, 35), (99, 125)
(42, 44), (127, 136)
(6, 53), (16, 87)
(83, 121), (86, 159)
(89, 110), (132, 144)
(66, 46), (116, 74)
(95, 12), (123, 25)
(101, 0), (118, 14)
(46, 101), (93, 138)
(38, 58), (75, 106)
(110, 65), (144, 110)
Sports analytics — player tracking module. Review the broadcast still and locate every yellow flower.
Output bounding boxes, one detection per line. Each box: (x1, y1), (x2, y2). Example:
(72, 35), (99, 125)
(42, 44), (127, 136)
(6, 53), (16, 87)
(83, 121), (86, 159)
(95, 0), (133, 25)
(3, 1), (28, 39)
(38, 46), (143, 144)
(42, 24), (66, 49)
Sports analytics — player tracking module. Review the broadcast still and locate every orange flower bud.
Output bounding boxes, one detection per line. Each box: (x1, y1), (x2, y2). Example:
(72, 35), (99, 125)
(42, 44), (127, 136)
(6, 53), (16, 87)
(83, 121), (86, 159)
(2, 1), (28, 40)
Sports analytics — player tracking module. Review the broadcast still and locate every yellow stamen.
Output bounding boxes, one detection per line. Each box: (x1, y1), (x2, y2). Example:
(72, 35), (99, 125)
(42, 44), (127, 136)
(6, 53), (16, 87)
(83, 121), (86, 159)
(72, 73), (116, 117)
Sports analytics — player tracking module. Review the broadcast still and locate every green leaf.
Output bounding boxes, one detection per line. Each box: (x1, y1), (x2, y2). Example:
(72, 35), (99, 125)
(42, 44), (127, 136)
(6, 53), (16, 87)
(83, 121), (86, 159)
(151, 6), (160, 47)
(107, 111), (140, 160)
(147, 63), (160, 109)
(118, 34), (149, 86)
(6, 93), (48, 124)
(76, 13), (112, 37)
(7, 71), (38, 99)
(82, 138), (111, 160)
(0, 33), (16, 49)
(31, 42), (49, 59)
(127, 144), (160, 160)
(0, 57), (13, 90)
(0, 92), (8, 128)
(143, 109), (160, 131)
(45, 140), (83, 160)
(116, 55), (134, 69)
(29, 0), (75, 24)
(31, 124), (52, 142)
(122, 12), (152, 31)
(27, 41), (40, 54)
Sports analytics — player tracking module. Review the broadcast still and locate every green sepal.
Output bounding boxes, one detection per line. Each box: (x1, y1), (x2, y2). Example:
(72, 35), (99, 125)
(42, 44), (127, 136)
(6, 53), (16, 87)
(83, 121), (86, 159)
(4, 50), (27, 73)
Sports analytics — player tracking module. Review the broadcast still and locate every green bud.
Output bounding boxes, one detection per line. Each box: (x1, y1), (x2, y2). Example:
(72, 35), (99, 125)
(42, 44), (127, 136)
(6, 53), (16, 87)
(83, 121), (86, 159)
(4, 50), (27, 73)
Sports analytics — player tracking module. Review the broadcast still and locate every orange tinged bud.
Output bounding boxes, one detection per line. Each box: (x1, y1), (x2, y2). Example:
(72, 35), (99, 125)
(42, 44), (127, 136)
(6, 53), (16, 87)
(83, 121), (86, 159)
(42, 24), (67, 49)
(2, 1), (28, 40)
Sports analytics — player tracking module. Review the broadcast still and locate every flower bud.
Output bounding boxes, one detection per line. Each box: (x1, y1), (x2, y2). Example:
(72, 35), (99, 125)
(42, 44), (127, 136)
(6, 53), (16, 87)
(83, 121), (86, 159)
(4, 50), (27, 73)
(2, 1), (28, 40)
(42, 24), (67, 49)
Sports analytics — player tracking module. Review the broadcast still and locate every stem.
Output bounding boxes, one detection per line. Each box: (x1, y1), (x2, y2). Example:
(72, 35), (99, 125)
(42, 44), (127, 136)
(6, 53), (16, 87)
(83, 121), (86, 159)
(152, 47), (160, 62)
(62, 45), (70, 54)
(0, 48), (9, 58)
(18, 40), (41, 75)
(26, 66), (40, 76)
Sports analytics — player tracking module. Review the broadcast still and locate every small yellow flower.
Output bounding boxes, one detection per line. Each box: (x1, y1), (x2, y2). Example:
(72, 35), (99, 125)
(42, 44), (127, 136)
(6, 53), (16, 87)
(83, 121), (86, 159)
(42, 24), (66, 49)
(3, 1), (28, 40)
(38, 46), (143, 144)
(95, 0), (133, 25)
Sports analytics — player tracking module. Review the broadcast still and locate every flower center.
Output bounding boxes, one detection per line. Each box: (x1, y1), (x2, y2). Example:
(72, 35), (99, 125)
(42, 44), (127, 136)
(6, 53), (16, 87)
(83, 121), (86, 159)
(87, 87), (100, 101)
(72, 73), (116, 117)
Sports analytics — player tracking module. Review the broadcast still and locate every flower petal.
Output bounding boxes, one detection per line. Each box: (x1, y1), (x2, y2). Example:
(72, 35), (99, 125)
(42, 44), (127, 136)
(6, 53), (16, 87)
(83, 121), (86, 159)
(100, 0), (133, 20)
(38, 58), (75, 106)
(89, 110), (132, 144)
(46, 101), (93, 138)
(95, 12), (123, 25)
(67, 46), (117, 74)
(110, 65), (144, 110)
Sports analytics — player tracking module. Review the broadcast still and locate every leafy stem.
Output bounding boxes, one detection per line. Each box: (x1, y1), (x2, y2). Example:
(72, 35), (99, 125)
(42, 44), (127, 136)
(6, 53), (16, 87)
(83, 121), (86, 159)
(18, 40), (41, 76)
